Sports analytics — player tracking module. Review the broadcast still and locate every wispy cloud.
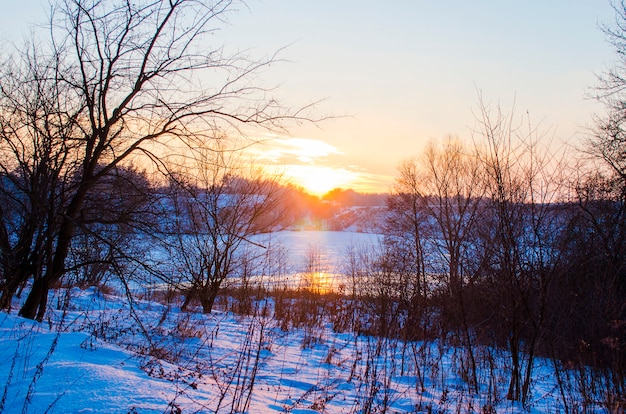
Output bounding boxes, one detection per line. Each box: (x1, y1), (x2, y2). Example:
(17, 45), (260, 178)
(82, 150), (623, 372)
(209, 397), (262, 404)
(247, 135), (392, 195)
(251, 137), (343, 164)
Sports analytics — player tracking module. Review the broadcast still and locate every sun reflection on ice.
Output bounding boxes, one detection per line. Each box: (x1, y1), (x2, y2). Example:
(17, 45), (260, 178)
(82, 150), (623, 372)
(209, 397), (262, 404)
(300, 271), (339, 295)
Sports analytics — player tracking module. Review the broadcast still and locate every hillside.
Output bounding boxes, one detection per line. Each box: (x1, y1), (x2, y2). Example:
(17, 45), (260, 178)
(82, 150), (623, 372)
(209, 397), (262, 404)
(0, 285), (602, 413)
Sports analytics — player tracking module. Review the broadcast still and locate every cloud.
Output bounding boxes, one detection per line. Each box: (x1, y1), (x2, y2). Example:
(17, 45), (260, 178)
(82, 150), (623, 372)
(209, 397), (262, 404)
(246, 135), (393, 194)
(252, 137), (343, 164)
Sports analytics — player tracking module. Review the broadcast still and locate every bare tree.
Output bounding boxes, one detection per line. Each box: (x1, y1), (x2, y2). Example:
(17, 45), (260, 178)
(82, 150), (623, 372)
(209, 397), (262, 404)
(0, 0), (311, 320)
(388, 137), (485, 392)
(570, 1), (626, 403)
(168, 144), (286, 314)
(593, 0), (626, 184)
(421, 138), (484, 393)
(385, 160), (429, 304)
(473, 98), (568, 404)
(0, 43), (76, 313)
(417, 138), (484, 302)
(67, 166), (156, 288)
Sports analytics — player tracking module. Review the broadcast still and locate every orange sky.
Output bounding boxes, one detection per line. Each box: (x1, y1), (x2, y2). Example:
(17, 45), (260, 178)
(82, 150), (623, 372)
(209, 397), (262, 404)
(247, 135), (394, 196)
(227, 1), (615, 196)
(2, 1), (617, 196)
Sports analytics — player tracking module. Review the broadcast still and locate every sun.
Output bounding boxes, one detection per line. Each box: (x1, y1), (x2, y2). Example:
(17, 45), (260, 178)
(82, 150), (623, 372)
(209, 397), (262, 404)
(284, 164), (358, 197)
(247, 136), (389, 196)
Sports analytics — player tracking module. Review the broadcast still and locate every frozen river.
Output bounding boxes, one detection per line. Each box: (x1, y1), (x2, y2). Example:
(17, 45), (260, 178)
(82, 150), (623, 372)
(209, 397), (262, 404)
(249, 230), (382, 291)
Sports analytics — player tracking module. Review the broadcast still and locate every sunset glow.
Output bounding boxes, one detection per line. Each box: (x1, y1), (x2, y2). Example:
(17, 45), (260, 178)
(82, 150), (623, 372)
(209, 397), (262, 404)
(250, 136), (391, 196)
(2, 1), (614, 199)
(301, 271), (337, 295)
(282, 164), (359, 197)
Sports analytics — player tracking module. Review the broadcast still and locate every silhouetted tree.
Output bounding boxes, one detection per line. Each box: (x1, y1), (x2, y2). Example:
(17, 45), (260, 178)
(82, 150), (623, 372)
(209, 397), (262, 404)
(0, 0), (311, 320)
(571, 1), (626, 400)
(168, 145), (286, 314)
(474, 99), (569, 404)
(68, 166), (156, 288)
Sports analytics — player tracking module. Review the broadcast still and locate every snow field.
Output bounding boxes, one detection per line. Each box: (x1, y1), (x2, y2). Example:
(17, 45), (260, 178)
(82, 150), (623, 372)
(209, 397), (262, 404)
(0, 286), (585, 413)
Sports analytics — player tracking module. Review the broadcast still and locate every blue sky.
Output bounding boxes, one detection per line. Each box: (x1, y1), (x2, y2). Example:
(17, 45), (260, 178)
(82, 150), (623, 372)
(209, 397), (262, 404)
(1, 0), (617, 194)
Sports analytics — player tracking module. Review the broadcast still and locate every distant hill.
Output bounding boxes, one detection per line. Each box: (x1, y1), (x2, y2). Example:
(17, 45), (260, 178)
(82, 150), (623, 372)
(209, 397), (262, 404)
(281, 188), (389, 233)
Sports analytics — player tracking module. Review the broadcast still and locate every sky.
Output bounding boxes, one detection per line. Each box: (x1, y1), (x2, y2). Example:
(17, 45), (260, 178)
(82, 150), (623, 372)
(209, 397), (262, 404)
(0, 0), (617, 195)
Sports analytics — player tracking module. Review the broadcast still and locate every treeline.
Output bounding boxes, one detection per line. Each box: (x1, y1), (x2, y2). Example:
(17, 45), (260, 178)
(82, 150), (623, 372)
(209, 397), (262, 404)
(271, 103), (625, 408)
(376, 120), (625, 406)
(282, 187), (388, 231)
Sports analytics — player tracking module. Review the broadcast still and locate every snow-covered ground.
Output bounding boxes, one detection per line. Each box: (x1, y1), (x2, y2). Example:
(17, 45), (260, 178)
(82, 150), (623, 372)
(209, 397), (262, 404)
(0, 231), (607, 413)
(0, 286), (587, 413)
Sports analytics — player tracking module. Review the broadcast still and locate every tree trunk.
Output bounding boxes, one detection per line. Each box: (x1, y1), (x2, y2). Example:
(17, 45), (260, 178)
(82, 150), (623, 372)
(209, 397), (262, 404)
(522, 349), (535, 405)
(0, 248), (37, 311)
(458, 287), (479, 395)
(0, 269), (26, 310)
(18, 185), (87, 320)
(181, 286), (197, 312)
(18, 230), (71, 320)
(199, 288), (217, 314)
(507, 332), (521, 401)
(18, 277), (49, 321)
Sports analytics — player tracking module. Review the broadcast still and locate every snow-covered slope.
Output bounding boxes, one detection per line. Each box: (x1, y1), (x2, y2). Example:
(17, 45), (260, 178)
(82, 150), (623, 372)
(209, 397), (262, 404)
(0, 286), (585, 413)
